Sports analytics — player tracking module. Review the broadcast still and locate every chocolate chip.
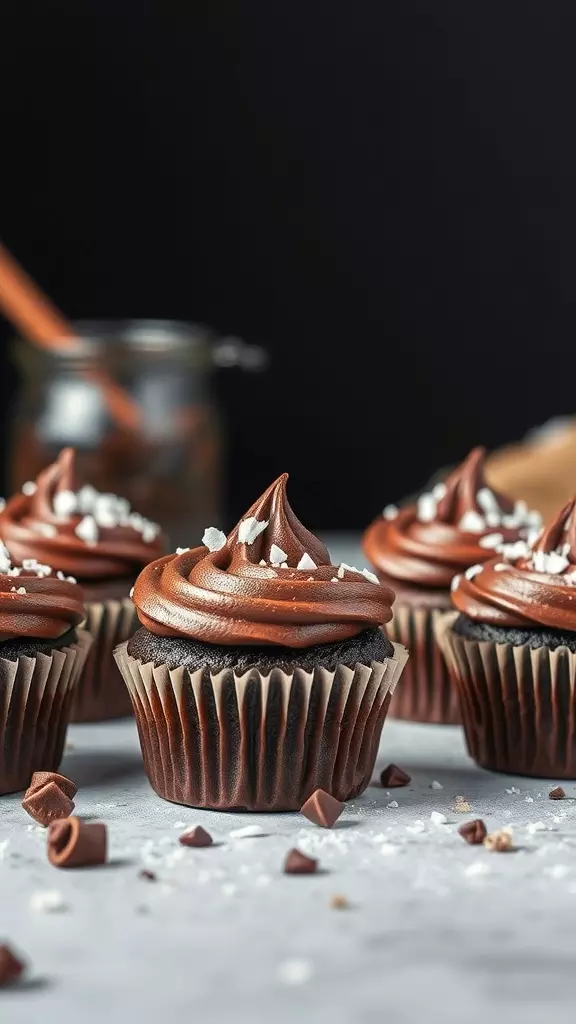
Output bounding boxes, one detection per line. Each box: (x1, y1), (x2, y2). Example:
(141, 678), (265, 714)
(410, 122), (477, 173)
(47, 816), (107, 868)
(458, 819), (487, 845)
(484, 830), (513, 852)
(300, 789), (345, 829)
(139, 869), (157, 881)
(178, 825), (213, 848)
(379, 764), (411, 788)
(283, 848), (318, 875)
(22, 781), (74, 827)
(549, 786), (566, 800)
(0, 945), (25, 987)
(29, 771), (77, 801)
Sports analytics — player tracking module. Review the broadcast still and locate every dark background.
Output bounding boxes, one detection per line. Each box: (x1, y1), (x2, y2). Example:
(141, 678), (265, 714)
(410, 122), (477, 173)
(1, 3), (575, 529)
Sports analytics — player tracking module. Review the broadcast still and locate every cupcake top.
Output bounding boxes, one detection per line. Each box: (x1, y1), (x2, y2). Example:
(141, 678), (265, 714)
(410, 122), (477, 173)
(0, 542), (85, 641)
(362, 447), (541, 589)
(132, 473), (395, 647)
(451, 498), (576, 630)
(0, 449), (164, 581)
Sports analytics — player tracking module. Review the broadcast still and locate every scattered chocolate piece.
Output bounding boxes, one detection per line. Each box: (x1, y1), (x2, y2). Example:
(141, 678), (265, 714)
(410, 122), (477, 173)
(22, 781), (74, 827)
(483, 830), (513, 852)
(379, 764), (411, 788)
(300, 789), (344, 829)
(549, 786), (566, 800)
(458, 819), (487, 845)
(29, 771), (77, 801)
(330, 894), (350, 910)
(0, 945), (25, 987)
(47, 816), (107, 868)
(284, 848), (318, 875)
(139, 869), (157, 881)
(453, 795), (472, 813)
(179, 825), (213, 848)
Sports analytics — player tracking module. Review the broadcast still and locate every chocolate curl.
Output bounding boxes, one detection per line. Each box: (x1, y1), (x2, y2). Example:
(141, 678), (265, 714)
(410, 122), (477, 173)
(28, 770), (77, 800)
(47, 816), (107, 868)
(22, 781), (74, 827)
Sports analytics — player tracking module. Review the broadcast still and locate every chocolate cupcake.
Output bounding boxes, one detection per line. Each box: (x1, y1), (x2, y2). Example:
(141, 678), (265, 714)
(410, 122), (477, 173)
(115, 474), (408, 811)
(437, 499), (576, 777)
(0, 449), (164, 721)
(362, 447), (541, 724)
(0, 544), (91, 794)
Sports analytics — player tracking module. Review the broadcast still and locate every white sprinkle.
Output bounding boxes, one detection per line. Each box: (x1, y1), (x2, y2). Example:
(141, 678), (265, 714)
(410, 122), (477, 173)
(417, 494), (437, 523)
(485, 512), (502, 528)
(430, 780), (443, 790)
(527, 509), (543, 527)
(459, 510), (486, 533)
(525, 796), (534, 803)
(498, 540), (531, 561)
(202, 527), (227, 553)
(129, 512), (145, 531)
(29, 890), (68, 913)
(141, 522), (159, 544)
(276, 959), (314, 986)
(362, 568), (379, 585)
(532, 551), (569, 575)
(270, 544), (288, 565)
(430, 811), (448, 826)
(52, 490), (77, 518)
(16, 587), (26, 595)
(56, 571), (65, 580)
(465, 564), (483, 580)
(383, 504), (398, 519)
(501, 513), (520, 529)
(450, 575), (460, 592)
(35, 523), (57, 538)
(478, 532), (504, 549)
(465, 861), (490, 878)
(77, 484), (98, 514)
(331, 577), (339, 582)
(66, 575), (76, 585)
(432, 482), (447, 501)
(238, 517), (268, 545)
(514, 499), (528, 518)
(493, 563), (509, 572)
(527, 821), (548, 834)
(229, 825), (265, 839)
(387, 800), (399, 809)
(477, 487), (499, 513)
(75, 515), (99, 545)
(176, 547), (190, 555)
(22, 481), (37, 496)
(296, 552), (317, 571)
(129, 587), (134, 599)
(280, 561), (288, 569)
(505, 787), (520, 795)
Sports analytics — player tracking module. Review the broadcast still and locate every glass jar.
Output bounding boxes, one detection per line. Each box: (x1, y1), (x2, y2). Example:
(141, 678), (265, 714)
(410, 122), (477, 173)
(9, 320), (265, 548)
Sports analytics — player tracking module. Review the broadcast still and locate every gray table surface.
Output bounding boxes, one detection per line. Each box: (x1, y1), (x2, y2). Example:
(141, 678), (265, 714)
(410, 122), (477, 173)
(2, 536), (576, 1023)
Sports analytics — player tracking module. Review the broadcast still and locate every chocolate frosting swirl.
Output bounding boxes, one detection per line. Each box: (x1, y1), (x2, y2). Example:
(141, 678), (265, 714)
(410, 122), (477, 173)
(0, 548), (85, 641)
(133, 474), (395, 647)
(362, 447), (539, 589)
(452, 498), (576, 629)
(0, 449), (164, 581)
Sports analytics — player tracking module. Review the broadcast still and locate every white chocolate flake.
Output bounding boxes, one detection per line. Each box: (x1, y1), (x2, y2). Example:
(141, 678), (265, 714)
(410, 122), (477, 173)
(417, 494), (436, 523)
(451, 575), (461, 591)
(75, 515), (99, 545)
(383, 504), (398, 519)
(478, 532), (503, 549)
(459, 510), (486, 533)
(465, 564), (483, 580)
(270, 544), (288, 565)
(432, 482), (447, 501)
(532, 551), (569, 575)
(477, 487), (499, 514)
(21, 481), (37, 496)
(35, 523), (57, 538)
(176, 547), (190, 555)
(296, 552), (317, 570)
(362, 568), (379, 585)
(238, 517), (268, 545)
(202, 527), (227, 552)
(53, 489), (77, 518)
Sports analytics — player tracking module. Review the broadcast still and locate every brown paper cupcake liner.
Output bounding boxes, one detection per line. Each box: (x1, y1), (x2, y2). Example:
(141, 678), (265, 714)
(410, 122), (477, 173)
(114, 641), (408, 811)
(71, 599), (137, 722)
(436, 611), (576, 778)
(385, 602), (461, 725)
(0, 629), (92, 795)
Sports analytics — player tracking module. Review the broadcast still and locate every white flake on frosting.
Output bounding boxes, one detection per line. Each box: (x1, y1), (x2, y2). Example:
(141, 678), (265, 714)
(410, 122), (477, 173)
(478, 532), (503, 549)
(296, 552), (317, 570)
(459, 510), (486, 533)
(21, 481), (37, 496)
(383, 504), (398, 519)
(270, 544), (288, 565)
(531, 550), (569, 575)
(238, 517), (268, 544)
(75, 515), (99, 545)
(202, 527), (227, 552)
(362, 568), (379, 585)
(417, 494), (436, 523)
(465, 564), (483, 580)
(53, 490), (77, 518)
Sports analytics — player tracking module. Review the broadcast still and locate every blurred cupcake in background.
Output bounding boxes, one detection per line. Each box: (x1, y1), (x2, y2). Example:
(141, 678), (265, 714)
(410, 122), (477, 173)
(115, 474), (407, 811)
(362, 447), (541, 725)
(0, 448), (164, 722)
(437, 498), (576, 777)
(0, 544), (90, 793)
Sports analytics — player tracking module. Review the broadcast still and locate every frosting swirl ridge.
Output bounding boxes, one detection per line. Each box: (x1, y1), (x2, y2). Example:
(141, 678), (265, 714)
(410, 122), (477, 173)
(452, 498), (576, 630)
(0, 449), (164, 580)
(362, 447), (540, 588)
(0, 545), (85, 641)
(133, 474), (395, 647)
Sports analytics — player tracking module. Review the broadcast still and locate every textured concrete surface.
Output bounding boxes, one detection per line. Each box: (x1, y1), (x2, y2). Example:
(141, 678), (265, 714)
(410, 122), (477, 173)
(1, 536), (576, 1023)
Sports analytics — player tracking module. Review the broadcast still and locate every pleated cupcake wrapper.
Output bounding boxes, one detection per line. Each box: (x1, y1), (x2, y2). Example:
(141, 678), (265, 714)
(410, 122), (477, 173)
(72, 598), (137, 722)
(114, 641), (408, 811)
(436, 611), (576, 778)
(385, 602), (461, 725)
(0, 628), (92, 796)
